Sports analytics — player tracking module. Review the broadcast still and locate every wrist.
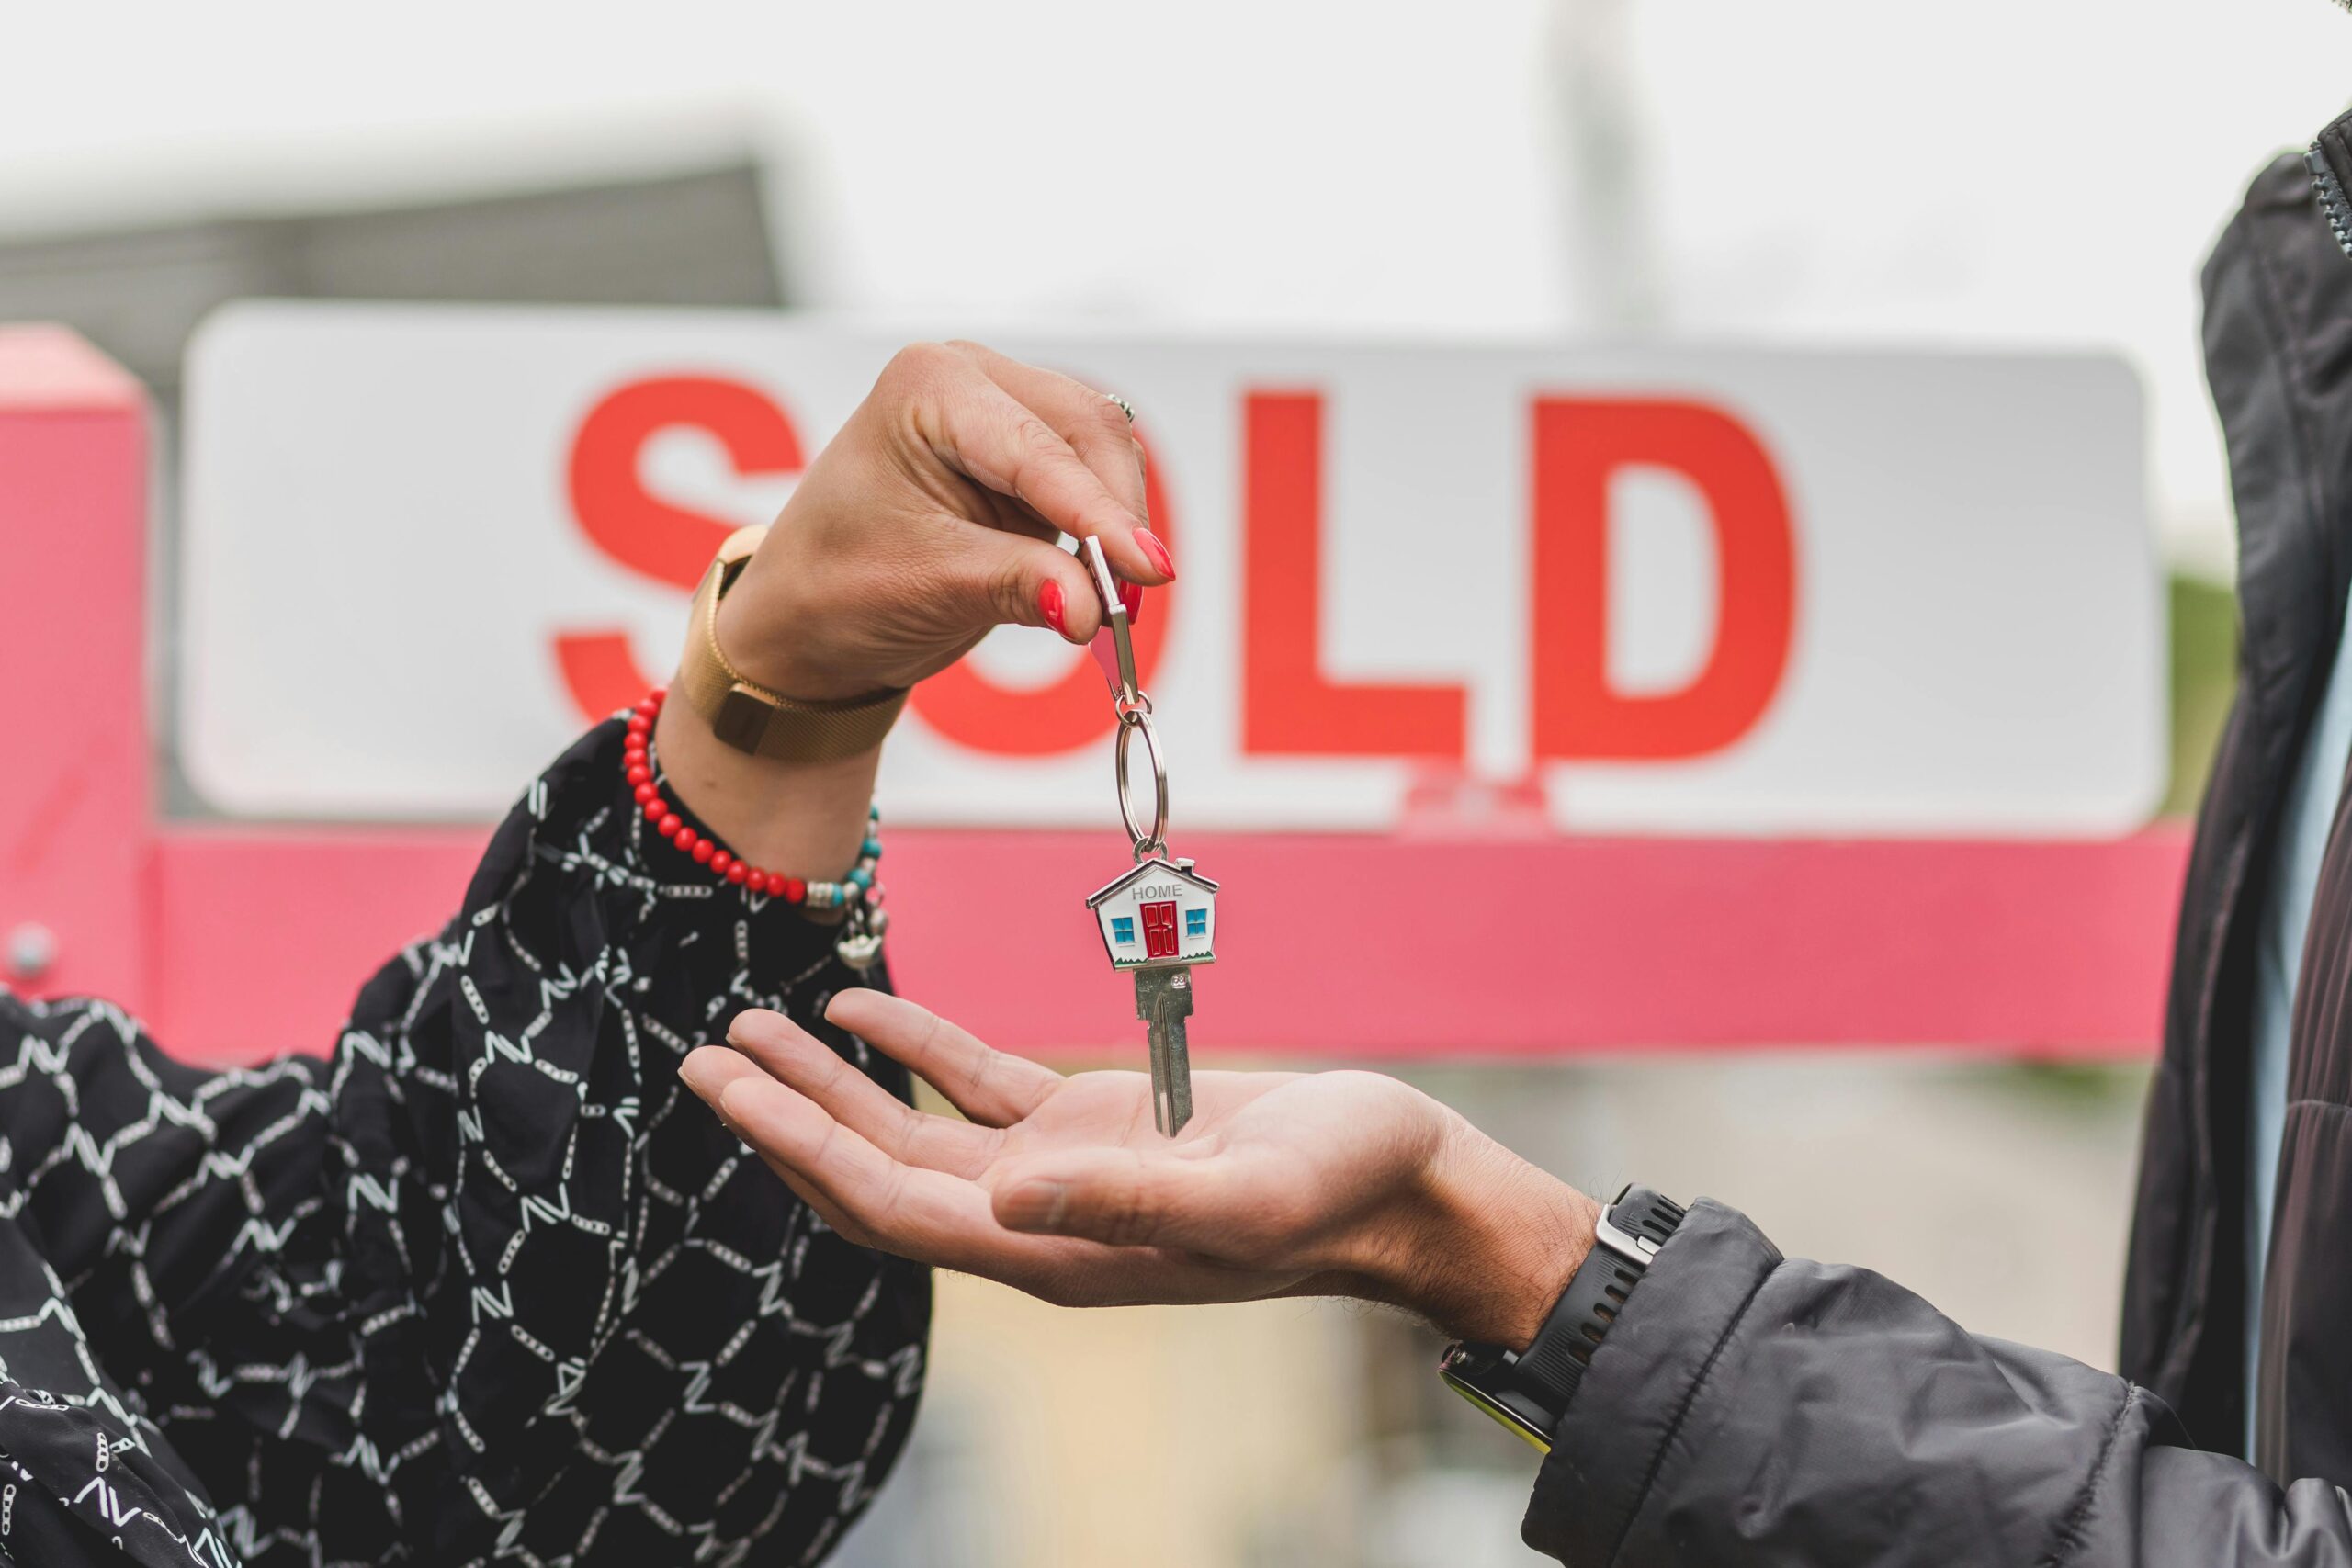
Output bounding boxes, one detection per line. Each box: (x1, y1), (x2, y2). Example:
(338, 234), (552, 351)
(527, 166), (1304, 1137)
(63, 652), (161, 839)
(1399, 1119), (1597, 1349)
(713, 561), (881, 705)
(651, 698), (881, 885)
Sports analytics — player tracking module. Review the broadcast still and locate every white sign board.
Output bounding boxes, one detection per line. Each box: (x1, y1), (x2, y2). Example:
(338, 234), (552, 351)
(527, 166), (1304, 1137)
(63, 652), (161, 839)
(180, 303), (2162, 835)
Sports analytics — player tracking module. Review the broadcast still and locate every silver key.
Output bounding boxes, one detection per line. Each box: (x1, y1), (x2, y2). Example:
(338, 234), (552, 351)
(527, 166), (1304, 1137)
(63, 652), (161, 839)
(1135, 966), (1195, 1137)
(1086, 854), (1219, 1138)
(1077, 534), (1218, 1137)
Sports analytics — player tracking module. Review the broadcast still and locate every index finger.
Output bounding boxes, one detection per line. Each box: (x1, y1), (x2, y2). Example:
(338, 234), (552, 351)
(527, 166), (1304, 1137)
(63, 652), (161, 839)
(727, 1007), (1001, 1178)
(714, 1071), (1073, 1284)
(824, 989), (1061, 1129)
(948, 341), (1151, 549)
(893, 345), (1169, 586)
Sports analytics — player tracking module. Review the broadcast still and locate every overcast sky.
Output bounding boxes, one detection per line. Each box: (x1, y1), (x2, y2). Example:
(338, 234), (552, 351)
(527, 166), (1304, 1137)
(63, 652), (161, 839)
(8, 0), (2352, 568)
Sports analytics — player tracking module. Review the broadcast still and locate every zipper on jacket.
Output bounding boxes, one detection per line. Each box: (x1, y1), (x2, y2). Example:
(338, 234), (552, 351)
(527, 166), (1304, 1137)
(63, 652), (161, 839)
(2308, 146), (2352, 261)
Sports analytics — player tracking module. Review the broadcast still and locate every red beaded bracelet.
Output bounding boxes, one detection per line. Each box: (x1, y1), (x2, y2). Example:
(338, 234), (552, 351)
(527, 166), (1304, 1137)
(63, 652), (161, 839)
(622, 686), (881, 908)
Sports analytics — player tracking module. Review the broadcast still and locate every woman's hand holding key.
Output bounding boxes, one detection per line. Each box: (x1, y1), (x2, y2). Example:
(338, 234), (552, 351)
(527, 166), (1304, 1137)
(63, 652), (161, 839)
(681, 991), (1600, 1349)
(656, 340), (1170, 881)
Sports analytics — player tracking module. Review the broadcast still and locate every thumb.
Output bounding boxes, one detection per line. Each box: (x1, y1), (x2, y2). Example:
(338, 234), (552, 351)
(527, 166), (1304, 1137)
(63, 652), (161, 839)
(991, 1148), (1241, 1250)
(958, 528), (1103, 647)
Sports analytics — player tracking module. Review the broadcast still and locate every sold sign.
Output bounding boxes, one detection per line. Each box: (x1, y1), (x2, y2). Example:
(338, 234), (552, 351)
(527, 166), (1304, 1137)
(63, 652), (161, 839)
(179, 306), (2158, 838)
(52, 307), (2177, 1065)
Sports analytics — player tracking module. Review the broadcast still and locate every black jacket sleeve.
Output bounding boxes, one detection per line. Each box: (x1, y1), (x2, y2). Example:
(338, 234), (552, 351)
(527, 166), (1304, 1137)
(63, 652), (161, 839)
(1523, 1201), (2352, 1567)
(0, 716), (927, 1568)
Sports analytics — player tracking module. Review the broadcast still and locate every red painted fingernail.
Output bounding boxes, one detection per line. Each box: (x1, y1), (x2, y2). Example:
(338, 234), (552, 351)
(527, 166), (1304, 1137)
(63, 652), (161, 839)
(1134, 527), (1175, 580)
(1039, 578), (1069, 638)
(1118, 580), (1144, 628)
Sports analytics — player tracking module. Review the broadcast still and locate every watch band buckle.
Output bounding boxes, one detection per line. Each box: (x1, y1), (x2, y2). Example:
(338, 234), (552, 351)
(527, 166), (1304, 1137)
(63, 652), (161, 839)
(711, 682), (785, 753)
(1592, 1208), (1663, 1266)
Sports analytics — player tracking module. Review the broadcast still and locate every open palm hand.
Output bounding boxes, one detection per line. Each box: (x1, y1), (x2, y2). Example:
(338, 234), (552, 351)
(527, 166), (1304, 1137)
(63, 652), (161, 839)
(684, 991), (1494, 1314)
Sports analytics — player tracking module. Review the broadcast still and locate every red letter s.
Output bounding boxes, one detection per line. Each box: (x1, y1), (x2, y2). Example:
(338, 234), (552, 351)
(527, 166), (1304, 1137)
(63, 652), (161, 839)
(555, 376), (804, 720)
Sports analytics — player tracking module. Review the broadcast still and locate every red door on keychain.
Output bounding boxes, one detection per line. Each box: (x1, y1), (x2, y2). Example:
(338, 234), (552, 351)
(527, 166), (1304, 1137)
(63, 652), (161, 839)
(1140, 901), (1181, 960)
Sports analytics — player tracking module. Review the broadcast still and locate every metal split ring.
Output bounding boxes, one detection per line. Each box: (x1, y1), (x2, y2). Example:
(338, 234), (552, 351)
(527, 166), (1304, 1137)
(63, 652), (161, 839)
(1105, 392), (1137, 425)
(1115, 707), (1170, 859)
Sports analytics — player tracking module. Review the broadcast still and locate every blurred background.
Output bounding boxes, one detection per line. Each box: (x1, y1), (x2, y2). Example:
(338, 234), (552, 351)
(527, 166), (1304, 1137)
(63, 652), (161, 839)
(6, 2), (2345, 1562)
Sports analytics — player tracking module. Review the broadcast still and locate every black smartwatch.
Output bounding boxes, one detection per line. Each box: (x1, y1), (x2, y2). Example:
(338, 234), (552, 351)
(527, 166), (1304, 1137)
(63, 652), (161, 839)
(1438, 1184), (1687, 1451)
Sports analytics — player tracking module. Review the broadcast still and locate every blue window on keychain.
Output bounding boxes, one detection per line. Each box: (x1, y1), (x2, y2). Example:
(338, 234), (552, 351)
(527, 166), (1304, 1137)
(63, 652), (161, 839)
(1112, 916), (1136, 946)
(1185, 908), (1208, 939)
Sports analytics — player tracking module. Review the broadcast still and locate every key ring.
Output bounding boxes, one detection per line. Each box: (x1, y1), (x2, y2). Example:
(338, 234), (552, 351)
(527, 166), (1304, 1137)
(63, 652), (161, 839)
(1116, 707), (1169, 859)
(1083, 536), (1170, 860)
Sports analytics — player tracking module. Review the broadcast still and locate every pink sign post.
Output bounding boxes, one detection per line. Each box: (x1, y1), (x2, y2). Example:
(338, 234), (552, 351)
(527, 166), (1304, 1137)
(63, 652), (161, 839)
(0, 327), (153, 1009)
(0, 328), (488, 1059)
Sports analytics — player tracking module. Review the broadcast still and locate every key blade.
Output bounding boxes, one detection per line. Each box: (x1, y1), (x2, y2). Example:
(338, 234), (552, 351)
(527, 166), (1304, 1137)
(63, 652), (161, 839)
(1134, 967), (1196, 1137)
(1148, 1010), (1193, 1136)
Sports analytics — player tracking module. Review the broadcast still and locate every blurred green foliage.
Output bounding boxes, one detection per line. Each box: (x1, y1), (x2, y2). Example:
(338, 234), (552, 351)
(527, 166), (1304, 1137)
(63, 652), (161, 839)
(2167, 570), (2240, 818)
(1999, 570), (2234, 1100)
(1996, 1057), (2144, 1106)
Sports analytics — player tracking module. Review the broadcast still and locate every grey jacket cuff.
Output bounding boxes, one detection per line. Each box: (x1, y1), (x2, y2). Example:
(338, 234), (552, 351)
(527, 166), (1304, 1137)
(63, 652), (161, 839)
(1521, 1199), (1781, 1565)
(1520, 1197), (2183, 1568)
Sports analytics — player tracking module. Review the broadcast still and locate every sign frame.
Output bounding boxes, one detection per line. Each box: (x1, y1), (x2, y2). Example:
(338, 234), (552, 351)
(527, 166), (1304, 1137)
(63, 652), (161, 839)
(1, 328), (2189, 1065)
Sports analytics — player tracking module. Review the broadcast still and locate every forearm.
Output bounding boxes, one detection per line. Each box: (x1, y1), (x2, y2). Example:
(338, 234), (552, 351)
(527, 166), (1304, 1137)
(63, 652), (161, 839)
(1385, 1119), (1598, 1349)
(651, 696), (881, 887)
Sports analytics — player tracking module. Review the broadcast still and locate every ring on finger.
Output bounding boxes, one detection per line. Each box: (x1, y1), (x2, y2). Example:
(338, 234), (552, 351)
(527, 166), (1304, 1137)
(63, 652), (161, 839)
(1105, 392), (1137, 424)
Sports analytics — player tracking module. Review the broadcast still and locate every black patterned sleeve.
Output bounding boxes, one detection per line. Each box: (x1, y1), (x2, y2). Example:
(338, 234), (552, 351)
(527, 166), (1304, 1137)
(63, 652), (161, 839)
(0, 718), (929, 1568)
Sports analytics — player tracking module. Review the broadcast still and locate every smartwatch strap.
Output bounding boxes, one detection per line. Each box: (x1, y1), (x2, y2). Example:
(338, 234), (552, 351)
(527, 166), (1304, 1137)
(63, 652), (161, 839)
(1523, 1184), (1686, 1412)
(1439, 1184), (1687, 1450)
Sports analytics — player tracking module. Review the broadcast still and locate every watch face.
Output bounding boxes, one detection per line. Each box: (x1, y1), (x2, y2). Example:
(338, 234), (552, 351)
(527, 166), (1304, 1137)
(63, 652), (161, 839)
(1438, 1355), (1555, 1454)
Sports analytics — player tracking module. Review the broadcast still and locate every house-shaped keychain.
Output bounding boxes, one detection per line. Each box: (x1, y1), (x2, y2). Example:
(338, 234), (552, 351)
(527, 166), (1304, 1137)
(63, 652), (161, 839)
(1086, 857), (1220, 971)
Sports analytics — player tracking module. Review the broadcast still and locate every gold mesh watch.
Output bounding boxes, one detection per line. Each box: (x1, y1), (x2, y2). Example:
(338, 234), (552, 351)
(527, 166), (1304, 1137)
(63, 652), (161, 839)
(673, 525), (910, 762)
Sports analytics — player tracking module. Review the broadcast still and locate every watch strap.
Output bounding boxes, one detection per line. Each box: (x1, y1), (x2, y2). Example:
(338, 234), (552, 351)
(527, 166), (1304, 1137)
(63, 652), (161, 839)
(1528, 1184), (1686, 1410)
(1439, 1184), (1686, 1450)
(673, 525), (910, 762)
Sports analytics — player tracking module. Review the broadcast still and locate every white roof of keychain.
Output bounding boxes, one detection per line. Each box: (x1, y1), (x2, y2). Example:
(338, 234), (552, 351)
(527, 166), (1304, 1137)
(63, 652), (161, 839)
(1084, 857), (1221, 908)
